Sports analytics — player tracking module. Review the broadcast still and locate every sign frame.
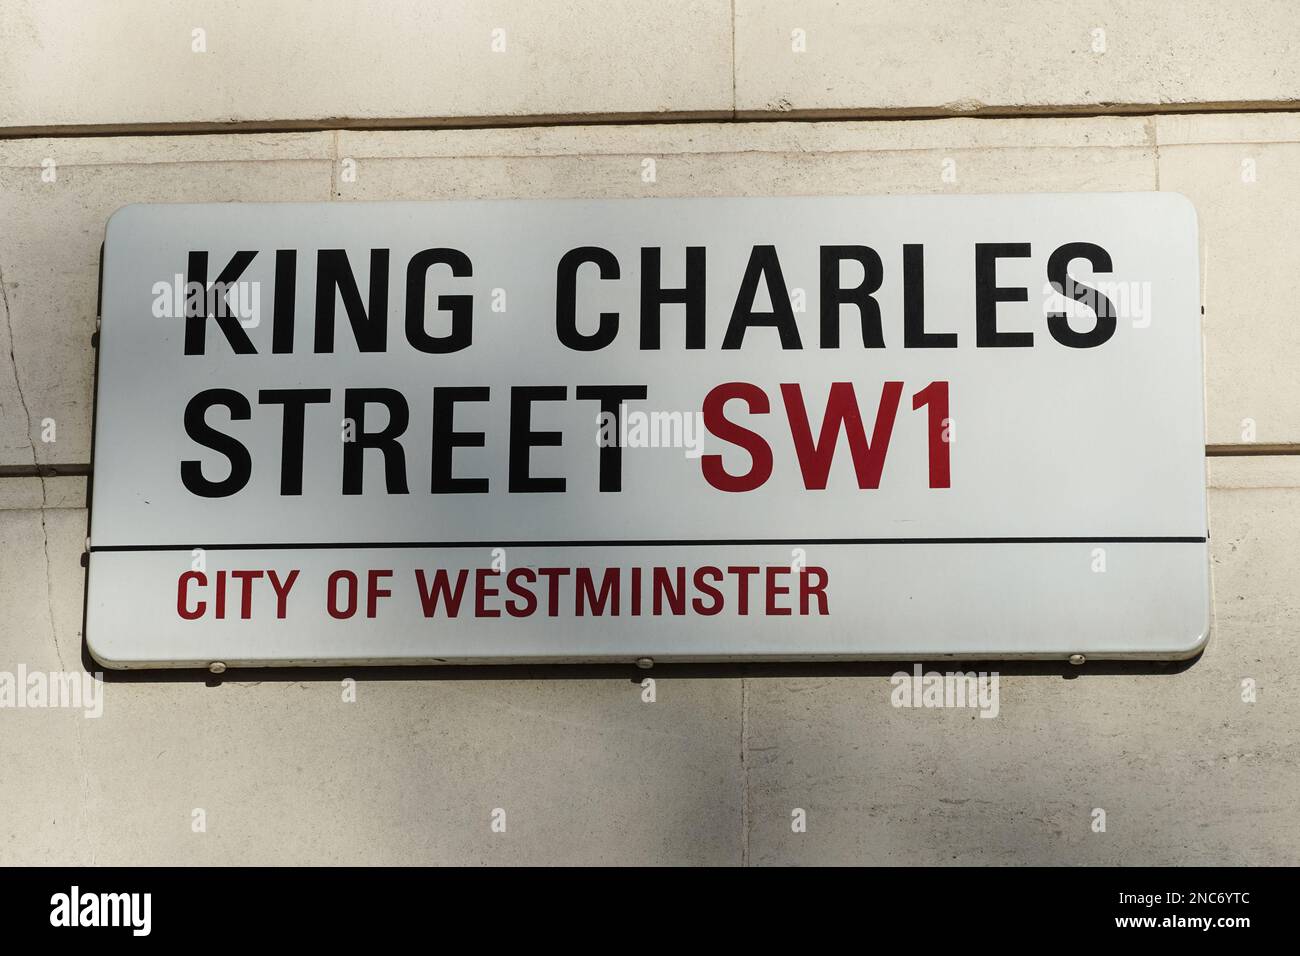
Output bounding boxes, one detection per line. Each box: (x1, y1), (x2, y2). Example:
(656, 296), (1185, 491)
(84, 194), (1211, 669)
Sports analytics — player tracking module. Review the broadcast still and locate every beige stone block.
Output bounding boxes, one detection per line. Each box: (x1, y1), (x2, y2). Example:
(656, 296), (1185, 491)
(76, 674), (741, 865)
(735, 0), (1300, 116)
(0, 0), (734, 133)
(1208, 455), (1300, 489)
(0, 508), (93, 864)
(742, 474), (1300, 865)
(1157, 115), (1300, 446)
(1156, 112), (1300, 147)
(336, 117), (1156, 201)
(0, 475), (86, 510)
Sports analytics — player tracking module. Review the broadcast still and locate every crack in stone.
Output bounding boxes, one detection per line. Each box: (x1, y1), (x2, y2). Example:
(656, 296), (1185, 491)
(2, 263), (92, 861)
(0, 264), (63, 667)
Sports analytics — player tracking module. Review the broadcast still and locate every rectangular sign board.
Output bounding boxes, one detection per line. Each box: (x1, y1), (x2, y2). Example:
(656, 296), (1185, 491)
(87, 195), (1208, 667)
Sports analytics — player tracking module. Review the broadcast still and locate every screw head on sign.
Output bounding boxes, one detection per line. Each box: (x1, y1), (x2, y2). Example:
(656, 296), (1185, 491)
(635, 657), (654, 670)
(209, 662), (227, 674)
(1068, 654), (1086, 666)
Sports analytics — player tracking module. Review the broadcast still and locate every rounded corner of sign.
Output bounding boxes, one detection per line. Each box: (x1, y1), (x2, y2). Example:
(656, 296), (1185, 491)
(104, 203), (149, 239)
(84, 631), (131, 671)
(1168, 621), (1213, 662)
(1156, 191), (1200, 234)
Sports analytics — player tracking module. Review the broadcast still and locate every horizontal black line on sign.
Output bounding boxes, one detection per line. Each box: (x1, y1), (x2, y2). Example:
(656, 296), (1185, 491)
(89, 536), (1209, 552)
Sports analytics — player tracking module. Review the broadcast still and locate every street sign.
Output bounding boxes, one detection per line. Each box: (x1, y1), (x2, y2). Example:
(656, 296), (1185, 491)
(87, 195), (1208, 667)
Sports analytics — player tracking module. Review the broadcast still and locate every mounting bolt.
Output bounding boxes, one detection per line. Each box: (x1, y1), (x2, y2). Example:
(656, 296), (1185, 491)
(208, 661), (227, 675)
(1068, 654), (1086, 666)
(635, 657), (654, 670)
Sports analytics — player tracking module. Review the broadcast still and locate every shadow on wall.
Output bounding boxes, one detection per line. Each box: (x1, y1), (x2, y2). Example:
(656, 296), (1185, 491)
(79, 645), (1202, 686)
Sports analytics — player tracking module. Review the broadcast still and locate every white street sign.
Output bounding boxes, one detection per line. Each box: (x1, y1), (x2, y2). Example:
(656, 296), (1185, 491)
(87, 195), (1208, 667)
